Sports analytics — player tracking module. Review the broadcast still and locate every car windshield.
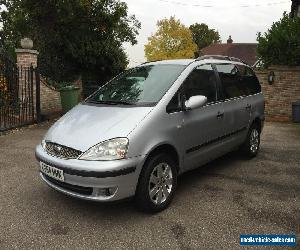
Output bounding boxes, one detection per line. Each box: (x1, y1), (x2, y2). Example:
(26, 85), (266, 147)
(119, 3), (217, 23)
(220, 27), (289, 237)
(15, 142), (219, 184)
(86, 64), (186, 105)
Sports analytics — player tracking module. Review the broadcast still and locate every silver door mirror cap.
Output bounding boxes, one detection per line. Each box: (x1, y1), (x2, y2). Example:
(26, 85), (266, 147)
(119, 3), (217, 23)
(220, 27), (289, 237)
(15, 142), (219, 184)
(185, 95), (207, 110)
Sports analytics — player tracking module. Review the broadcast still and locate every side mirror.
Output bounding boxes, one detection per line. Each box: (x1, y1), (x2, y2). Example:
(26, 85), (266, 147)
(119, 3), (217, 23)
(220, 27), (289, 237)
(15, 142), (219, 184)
(185, 95), (207, 110)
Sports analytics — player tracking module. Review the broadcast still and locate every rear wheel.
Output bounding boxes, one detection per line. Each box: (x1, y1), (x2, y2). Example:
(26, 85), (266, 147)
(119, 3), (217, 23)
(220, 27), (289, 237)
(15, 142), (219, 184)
(135, 153), (177, 213)
(241, 124), (261, 157)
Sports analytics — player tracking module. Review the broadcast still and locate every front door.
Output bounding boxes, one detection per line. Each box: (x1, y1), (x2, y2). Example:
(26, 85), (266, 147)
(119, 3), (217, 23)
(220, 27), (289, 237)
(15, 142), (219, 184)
(170, 64), (225, 171)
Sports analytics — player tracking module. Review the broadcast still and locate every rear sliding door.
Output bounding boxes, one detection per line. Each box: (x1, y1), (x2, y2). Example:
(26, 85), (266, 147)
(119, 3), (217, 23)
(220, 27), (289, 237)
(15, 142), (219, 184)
(214, 63), (250, 147)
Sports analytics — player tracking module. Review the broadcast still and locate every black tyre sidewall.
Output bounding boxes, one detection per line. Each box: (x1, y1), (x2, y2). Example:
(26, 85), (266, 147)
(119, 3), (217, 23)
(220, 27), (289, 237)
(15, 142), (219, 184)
(135, 153), (177, 213)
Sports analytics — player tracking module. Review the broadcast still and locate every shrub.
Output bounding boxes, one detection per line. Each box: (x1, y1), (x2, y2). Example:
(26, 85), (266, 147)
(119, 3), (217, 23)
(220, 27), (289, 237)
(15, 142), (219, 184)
(257, 13), (300, 67)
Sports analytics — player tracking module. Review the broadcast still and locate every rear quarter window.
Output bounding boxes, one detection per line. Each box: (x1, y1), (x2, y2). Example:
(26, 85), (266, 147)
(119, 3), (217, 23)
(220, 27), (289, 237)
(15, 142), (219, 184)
(236, 65), (261, 95)
(215, 64), (243, 99)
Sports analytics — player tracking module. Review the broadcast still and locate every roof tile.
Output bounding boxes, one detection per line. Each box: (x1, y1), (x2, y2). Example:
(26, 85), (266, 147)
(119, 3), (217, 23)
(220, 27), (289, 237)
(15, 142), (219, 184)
(202, 43), (258, 66)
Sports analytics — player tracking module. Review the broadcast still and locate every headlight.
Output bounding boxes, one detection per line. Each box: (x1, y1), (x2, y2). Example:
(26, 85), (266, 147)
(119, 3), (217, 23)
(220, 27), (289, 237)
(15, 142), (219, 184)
(79, 138), (129, 161)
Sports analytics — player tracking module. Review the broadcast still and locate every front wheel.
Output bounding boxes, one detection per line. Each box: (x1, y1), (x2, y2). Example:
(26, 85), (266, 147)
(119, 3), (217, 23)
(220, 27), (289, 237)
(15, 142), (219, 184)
(135, 153), (177, 213)
(241, 124), (261, 157)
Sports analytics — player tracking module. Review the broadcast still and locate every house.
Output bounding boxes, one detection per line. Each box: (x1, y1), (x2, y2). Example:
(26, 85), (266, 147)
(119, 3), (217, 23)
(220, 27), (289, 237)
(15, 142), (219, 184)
(201, 36), (257, 66)
(291, 0), (300, 17)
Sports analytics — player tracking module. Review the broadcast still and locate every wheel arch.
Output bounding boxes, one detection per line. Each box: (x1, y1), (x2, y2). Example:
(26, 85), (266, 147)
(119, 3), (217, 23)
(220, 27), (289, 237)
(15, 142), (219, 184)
(143, 144), (180, 173)
(252, 116), (262, 133)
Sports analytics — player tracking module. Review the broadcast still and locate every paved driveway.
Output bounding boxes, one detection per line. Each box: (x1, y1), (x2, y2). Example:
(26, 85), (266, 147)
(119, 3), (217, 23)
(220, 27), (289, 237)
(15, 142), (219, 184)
(0, 122), (299, 249)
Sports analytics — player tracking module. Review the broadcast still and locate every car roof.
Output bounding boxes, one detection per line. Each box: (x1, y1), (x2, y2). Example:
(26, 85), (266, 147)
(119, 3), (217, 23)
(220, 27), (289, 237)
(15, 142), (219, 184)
(142, 58), (247, 67)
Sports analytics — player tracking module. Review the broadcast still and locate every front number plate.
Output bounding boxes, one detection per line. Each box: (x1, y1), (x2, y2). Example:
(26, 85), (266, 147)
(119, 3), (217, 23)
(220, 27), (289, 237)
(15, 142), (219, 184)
(40, 162), (64, 182)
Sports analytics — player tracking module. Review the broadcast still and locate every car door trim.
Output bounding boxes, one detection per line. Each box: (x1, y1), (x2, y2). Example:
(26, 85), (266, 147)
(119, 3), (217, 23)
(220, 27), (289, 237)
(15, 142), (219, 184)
(186, 126), (247, 154)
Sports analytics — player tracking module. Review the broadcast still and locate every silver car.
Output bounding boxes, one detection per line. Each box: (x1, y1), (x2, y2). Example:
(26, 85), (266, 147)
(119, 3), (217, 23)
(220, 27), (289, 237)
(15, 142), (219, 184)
(36, 56), (264, 213)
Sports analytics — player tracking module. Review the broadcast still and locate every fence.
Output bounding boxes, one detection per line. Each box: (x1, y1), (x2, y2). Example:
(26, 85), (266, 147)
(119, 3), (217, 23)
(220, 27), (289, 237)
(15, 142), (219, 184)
(0, 52), (40, 132)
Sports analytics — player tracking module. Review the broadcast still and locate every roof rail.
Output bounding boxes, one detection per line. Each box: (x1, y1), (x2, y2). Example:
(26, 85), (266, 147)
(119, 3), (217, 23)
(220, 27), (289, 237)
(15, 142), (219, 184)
(197, 55), (248, 65)
(141, 60), (160, 65)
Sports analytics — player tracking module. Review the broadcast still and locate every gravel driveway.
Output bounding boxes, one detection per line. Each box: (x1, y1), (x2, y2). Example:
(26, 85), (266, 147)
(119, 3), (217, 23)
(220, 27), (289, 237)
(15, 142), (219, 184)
(0, 122), (299, 249)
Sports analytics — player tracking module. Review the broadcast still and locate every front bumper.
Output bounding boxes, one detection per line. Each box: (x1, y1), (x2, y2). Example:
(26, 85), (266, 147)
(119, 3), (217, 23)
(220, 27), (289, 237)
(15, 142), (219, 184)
(35, 144), (145, 202)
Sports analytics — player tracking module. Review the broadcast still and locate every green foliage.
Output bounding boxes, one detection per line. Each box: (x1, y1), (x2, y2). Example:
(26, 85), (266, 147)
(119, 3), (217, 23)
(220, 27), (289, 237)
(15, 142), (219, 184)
(0, 0), (141, 82)
(189, 23), (220, 53)
(257, 13), (300, 67)
(144, 16), (197, 61)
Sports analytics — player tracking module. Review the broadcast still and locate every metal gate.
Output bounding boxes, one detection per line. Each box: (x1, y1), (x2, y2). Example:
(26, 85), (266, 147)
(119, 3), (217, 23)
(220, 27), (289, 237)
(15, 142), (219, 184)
(0, 52), (40, 132)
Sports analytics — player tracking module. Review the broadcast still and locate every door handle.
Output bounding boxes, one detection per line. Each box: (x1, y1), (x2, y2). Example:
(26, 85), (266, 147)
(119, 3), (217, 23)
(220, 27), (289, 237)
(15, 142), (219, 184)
(176, 119), (184, 129)
(245, 104), (252, 110)
(217, 111), (224, 119)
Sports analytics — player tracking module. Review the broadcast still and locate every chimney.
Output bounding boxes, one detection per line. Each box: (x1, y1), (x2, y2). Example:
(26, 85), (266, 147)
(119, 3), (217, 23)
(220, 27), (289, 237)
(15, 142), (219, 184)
(227, 35), (233, 44)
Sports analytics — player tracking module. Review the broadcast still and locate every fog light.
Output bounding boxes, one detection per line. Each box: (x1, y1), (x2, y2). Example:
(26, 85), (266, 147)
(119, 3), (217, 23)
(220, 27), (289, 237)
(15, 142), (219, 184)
(95, 187), (117, 197)
(108, 187), (117, 195)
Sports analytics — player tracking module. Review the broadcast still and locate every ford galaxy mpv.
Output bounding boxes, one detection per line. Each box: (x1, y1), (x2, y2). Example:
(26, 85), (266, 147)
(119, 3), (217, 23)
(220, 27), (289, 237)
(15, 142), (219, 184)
(36, 55), (264, 213)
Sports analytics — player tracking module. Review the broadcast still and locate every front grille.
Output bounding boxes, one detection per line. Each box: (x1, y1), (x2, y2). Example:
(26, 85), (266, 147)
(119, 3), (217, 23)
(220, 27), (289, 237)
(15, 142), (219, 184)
(45, 141), (82, 159)
(43, 174), (93, 196)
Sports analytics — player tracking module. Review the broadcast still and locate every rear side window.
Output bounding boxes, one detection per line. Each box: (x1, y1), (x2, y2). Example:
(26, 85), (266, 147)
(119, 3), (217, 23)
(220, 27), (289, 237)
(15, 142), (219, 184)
(215, 64), (244, 99)
(236, 65), (261, 95)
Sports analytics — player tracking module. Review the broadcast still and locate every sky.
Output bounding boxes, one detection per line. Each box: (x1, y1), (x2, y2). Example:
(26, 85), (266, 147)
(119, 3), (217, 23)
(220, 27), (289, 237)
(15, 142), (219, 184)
(122, 0), (292, 67)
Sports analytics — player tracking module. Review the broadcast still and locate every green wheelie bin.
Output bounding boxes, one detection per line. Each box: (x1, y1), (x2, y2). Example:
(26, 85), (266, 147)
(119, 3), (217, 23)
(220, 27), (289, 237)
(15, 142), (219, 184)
(59, 86), (81, 113)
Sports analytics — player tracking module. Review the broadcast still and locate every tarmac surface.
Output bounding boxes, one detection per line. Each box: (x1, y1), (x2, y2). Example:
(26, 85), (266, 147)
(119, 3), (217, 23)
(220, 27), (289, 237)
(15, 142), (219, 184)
(0, 122), (299, 249)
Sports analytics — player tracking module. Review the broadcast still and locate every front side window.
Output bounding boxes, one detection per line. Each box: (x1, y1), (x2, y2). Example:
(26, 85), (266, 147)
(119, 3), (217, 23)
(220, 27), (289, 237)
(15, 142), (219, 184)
(167, 64), (217, 113)
(215, 64), (244, 99)
(86, 64), (186, 105)
(182, 64), (217, 103)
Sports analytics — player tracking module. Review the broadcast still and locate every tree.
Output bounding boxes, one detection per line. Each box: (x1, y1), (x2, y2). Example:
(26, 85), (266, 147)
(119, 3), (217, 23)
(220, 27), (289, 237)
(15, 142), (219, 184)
(189, 23), (220, 55)
(144, 16), (197, 61)
(257, 12), (300, 67)
(0, 0), (141, 83)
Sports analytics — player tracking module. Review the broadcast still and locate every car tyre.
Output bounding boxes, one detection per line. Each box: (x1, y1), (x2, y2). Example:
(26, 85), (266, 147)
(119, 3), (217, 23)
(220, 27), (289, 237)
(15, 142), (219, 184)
(135, 153), (177, 213)
(241, 123), (261, 157)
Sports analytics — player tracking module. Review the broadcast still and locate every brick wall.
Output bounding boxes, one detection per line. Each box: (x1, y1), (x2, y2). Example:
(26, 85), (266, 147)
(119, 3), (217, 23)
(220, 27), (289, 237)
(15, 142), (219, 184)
(255, 66), (300, 121)
(40, 78), (62, 116)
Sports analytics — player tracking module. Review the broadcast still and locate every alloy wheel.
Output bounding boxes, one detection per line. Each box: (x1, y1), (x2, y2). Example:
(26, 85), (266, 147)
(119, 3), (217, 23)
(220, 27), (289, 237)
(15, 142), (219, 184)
(250, 128), (259, 153)
(148, 163), (173, 205)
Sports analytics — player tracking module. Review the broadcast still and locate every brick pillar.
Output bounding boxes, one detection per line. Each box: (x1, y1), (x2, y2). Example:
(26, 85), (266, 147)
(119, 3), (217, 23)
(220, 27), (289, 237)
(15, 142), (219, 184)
(15, 48), (39, 68)
(15, 39), (39, 121)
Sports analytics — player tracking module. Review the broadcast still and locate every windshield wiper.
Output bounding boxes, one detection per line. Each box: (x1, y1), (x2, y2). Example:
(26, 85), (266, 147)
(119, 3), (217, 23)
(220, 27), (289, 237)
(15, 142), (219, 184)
(114, 101), (135, 105)
(87, 100), (134, 105)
